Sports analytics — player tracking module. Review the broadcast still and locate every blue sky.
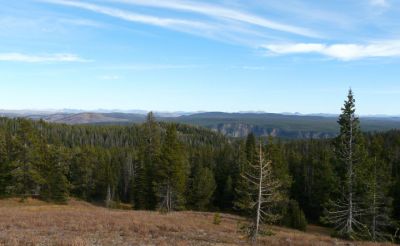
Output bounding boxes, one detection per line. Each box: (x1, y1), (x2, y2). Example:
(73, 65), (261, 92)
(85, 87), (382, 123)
(1, 0), (400, 114)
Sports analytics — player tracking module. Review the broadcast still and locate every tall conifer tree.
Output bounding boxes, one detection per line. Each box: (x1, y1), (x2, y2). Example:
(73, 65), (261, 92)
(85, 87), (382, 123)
(326, 89), (368, 239)
(0, 130), (9, 196)
(234, 133), (257, 214)
(42, 146), (70, 203)
(8, 120), (44, 198)
(136, 112), (161, 209)
(158, 124), (187, 211)
(190, 165), (216, 210)
(364, 137), (393, 241)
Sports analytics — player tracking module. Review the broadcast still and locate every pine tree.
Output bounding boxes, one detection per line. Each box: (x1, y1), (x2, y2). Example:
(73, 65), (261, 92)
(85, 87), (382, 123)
(326, 89), (369, 239)
(8, 119), (44, 198)
(214, 144), (235, 209)
(287, 139), (338, 222)
(43, 146), (70, 203)
(365, 158), (393, 241)
(266, 137), (292, 217)
(119, 151), (137, 204)
(266, 137), (291, 190)
(157, 124), (187, 212)
(282, 200), (307, 231)
(190, 165), (216, 210)
(364, 137), (393, 241)
(234, 134), (257, 214)
(392, 179), (400, 222)
(136, 112), (161, 209)
(0, 130), (10, 196)
(246, 133), (257, 163)
(94, 150), (117, 206)
(222, 176), (234, 209)
(69, 147), (95, 200)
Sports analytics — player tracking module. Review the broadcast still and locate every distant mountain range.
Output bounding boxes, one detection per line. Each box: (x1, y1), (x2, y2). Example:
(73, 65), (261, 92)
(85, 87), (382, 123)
(1, 110), (399, 139)
(0, 109), (196, 117)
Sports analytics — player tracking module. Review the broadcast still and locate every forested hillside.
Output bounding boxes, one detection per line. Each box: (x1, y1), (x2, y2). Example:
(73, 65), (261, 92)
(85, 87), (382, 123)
(4, 110), (399, 139)
(0, 111), (400, 242)
(166, 112), (400, 138)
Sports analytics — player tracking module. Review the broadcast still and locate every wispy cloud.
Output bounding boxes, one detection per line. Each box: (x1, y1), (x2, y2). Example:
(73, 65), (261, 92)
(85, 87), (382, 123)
(370, 0), (388, 7)
(262, 40), (400, 61)
(363, 89), (400, 95)
(35, 0), (399, 62)
(109, 0), (320, 38)
(99, 75), (120, 80)
(250, 1), (355, 30)
(0, 53), (89, 63)
(41, 0), (212, 30)
(98, 64), (202, 70)
(58, 18), (103, 28)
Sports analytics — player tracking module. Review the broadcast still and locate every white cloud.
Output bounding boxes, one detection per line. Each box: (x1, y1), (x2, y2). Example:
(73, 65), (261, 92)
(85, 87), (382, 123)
(41, 0), (212, 30)
(38, 0), (320, 48)
(370, 0), (388, 7)
(0, 53), (89, 63)
(110, 0), (319, 38)
(262, 41), (400, 61)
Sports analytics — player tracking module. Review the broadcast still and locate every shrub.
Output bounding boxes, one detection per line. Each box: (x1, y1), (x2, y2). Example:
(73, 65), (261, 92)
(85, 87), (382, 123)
(213, 213), (221, 225)
(282, 200), (307, 231)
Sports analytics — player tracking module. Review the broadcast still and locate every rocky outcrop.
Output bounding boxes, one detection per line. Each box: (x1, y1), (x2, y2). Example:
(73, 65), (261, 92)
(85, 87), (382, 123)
(210, 123), (336, 139)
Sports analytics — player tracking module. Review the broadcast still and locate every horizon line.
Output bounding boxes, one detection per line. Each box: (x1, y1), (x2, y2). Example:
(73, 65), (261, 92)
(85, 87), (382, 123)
(0, 108), (399, 117)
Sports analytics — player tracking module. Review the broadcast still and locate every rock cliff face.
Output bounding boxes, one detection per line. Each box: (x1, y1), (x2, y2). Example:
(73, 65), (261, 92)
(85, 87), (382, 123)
(211, 123), (336, 139)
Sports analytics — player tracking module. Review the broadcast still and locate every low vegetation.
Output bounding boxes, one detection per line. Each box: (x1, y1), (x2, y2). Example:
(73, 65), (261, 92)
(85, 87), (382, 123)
(0, 198), (393, 246)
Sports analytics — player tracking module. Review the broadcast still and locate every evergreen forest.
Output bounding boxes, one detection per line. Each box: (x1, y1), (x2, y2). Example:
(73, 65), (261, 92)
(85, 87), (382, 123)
(0, 91), (399, 242)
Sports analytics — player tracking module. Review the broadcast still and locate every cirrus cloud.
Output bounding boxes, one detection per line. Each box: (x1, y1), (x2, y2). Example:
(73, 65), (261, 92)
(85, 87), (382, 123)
(0, 53), (90, 63)
(262, 40), (400, 61)
(40, 0), (213, 30)
(109, 0), (320, 38)
(370, 0), (388, 7)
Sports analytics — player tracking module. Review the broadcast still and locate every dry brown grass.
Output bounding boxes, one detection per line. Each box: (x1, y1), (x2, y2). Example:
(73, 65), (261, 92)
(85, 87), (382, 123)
(0, 198), (394, 246)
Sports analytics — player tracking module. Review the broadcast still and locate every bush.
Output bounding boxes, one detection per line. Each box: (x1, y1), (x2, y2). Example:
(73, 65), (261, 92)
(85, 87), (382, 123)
(282, 200), (307, 231)
(213, 213), (221, 225)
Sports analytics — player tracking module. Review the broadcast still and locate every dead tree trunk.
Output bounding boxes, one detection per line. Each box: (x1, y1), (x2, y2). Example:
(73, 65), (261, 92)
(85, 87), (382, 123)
(106, 184), (112, 208)
(252, 143), (263, 243)
(241, 142), (283, 244)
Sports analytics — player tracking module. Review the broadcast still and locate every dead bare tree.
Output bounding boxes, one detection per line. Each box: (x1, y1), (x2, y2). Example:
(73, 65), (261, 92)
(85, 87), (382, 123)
(242, 142), (284, 243)
(123, 153), (134, 199)
(159, 179), (174, 213)
(105, 184), (113, 208)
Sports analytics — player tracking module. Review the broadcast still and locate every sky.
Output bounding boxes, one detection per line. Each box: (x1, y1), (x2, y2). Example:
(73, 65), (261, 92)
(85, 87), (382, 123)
(1, 0), (400, 115)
